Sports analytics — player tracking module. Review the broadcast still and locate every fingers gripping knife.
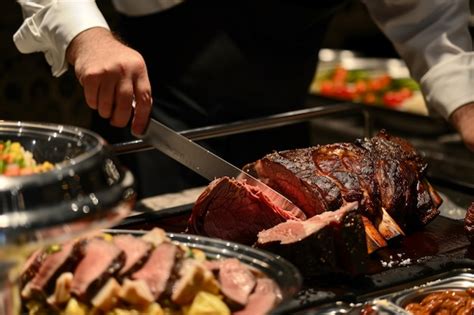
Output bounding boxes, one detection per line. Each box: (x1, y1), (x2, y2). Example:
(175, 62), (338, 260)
(137, 118), (301, 214)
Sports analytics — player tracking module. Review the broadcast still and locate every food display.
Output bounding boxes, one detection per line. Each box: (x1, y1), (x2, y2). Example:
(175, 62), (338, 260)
(187, 131), (442, 275)
(0, 140), (54, 176)
(19, 228), (285, 315)
(310, 51), (429, 115)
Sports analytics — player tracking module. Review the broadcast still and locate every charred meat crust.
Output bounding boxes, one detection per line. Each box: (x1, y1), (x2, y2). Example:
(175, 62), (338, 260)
(464, 202), (474, 243)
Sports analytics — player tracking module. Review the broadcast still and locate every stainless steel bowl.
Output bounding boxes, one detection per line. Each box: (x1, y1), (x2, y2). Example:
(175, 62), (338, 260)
(0, 121), (135, 314)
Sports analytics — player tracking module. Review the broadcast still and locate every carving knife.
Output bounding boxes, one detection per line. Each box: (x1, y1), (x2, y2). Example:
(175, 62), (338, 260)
(137, 118), (301, 215)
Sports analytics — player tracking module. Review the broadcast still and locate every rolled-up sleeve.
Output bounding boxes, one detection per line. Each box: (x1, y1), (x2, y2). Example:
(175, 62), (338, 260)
(14, 0), (110, 77)
(362, 0), (474, 119)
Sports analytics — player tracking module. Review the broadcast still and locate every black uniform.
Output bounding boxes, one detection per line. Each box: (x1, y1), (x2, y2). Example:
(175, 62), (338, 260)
(93, 0), (348, 198)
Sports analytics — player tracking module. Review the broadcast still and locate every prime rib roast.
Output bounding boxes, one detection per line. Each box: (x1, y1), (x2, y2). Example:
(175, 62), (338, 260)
(188, 131), (443, 275)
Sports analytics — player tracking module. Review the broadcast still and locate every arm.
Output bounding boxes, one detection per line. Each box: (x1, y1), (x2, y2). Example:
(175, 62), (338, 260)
(362, 0), (474, 150)
(14, 0), (152, 134)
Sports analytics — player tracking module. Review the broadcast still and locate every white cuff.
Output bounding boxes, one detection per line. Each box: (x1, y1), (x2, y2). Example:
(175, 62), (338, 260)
(14, 1), (110, 77)
(421, 53), (474, 119)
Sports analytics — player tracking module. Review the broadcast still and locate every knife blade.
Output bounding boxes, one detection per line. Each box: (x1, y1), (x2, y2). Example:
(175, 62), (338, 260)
(138, 118), (301, 214)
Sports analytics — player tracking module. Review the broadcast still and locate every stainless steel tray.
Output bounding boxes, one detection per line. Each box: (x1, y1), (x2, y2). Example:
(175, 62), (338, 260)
(377, 268), (474, 308)
(300, 269), (474, 314)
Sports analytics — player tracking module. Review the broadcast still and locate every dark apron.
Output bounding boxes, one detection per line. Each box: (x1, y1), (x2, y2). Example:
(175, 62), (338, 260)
(95, 0), (348, 197)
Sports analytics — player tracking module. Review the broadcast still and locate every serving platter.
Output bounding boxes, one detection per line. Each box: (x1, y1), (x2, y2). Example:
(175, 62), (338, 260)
(18, 228), (302, 315)
(105, 229), (303, 307)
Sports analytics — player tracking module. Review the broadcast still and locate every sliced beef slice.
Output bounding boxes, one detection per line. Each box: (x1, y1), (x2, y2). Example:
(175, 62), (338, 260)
(233, 278), (281, 315)
(217, 258), (256, 308)
(257, 202), (368, 276)
(20, 248), (47, 289)
(22, 240), (84, 299)
(70, 238), (125, 301)
(132, 242), (178, 300)
(113, 234), (152, 277)
(188, 177), (304, 245)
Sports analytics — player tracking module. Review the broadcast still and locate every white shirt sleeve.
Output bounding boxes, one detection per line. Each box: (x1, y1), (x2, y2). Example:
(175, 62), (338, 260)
(14, 0), (110, 77)
(362, 0), (474, 119)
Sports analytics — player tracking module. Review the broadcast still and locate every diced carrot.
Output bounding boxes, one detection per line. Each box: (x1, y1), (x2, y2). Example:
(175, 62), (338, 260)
(4, 153), (15, 164)
(4, 164), (20, 176)
(19, 167), (34, 176)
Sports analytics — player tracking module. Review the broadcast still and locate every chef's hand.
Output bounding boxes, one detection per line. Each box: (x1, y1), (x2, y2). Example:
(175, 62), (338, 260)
(66, 27), (152, 135)
(450, 102), (474, 152)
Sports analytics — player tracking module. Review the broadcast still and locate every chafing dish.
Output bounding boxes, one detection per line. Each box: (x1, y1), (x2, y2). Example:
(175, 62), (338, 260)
(0, 121), (135, 315)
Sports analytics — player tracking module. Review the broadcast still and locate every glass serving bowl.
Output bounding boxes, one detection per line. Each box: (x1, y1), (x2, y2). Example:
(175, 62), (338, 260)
(0, 121), (135, 315)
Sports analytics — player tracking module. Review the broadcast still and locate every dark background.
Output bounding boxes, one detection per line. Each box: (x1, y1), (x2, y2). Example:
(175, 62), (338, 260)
(0, 1), (398, 130)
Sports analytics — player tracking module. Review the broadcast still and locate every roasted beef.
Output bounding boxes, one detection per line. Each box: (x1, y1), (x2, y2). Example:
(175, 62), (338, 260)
(113, 234), (152, 277)
(217, 258), (256, 307)
(189, 176), (306, 245)
(21, 240), (84, 300)
(233, 278), (281, 315)
(70, 238), (125, 301)
(188, 131), (442, 274)
(464, 202), (474, 243)
(357, 131), (441, 230)
(132, 242), (179, 300)
(257, 202), (367, 275)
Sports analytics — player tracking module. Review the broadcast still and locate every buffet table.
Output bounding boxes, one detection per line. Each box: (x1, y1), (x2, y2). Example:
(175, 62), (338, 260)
(111, 102), (474, 314)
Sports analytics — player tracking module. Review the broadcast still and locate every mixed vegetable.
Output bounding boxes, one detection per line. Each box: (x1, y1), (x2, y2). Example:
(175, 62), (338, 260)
(313, 65), (421, 108)
(0, 140), (54, 176)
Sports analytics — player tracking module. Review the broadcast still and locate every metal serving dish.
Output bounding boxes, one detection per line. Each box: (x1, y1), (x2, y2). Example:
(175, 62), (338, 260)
(387, 269), (474, 308)
(21, 228), (302, 314)
(0, 121), (135, 315)
(358, 269), (474, 314)
(292, 269), (474, 314)
(110, 229), (303, 309)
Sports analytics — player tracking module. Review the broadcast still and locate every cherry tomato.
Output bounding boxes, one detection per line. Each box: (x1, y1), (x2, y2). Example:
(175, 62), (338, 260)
(368, 79), (383, 91)
(398, 87), (413, 99)
(383, 91), (404, 107)
(363, 92), (377, 105)
(378, 74), (392, 89)
(355, 80), (368, 94)
(332, 66), (348, 83)
(320, 80), (334, 96)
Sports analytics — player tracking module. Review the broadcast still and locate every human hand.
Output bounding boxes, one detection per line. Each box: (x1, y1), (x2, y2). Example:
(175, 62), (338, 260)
(450, 103), (474, 151)
(66, 27), (152, 135)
